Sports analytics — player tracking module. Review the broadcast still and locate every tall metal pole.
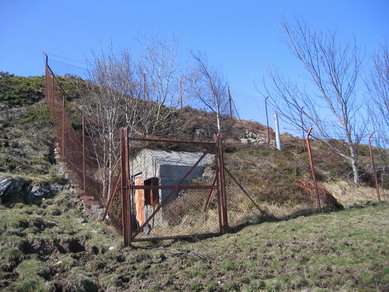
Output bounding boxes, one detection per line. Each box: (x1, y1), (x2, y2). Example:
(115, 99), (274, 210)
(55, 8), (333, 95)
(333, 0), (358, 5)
(274, 112), (282, 150)
(82, 116), (86, 195)
(368, 131), (381, 202)
(121, 128), (131, 245)
(210, 81), (221, 134)
(265, 96), (270, 145)
(43, 52), (49, 112)
(180, 77), (183, 109)
(143, 71), (147, 100)
(61, 93), (65, 160)
(216, 134), (228, 233)
(306, 128), (321, 210)
(228, 86), (233, 119)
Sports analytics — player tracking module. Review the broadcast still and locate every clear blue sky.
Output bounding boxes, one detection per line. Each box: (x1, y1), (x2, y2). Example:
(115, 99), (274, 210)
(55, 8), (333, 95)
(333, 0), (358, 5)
(1, 0), (388, 129)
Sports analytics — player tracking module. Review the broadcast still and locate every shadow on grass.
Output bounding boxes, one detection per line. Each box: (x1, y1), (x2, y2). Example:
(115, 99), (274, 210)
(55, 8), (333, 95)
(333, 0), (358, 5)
(130, 200), (387, 248)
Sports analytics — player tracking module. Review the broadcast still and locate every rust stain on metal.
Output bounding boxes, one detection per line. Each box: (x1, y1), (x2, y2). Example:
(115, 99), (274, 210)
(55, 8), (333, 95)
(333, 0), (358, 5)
(306, 128), (321, 210)
(368, 131), (381, 202)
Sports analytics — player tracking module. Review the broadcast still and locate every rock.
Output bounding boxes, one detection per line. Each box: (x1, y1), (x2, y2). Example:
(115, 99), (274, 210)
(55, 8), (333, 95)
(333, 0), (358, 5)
(30, 185), (45, 197)
(240, 131), (268, 145)
(0, 178), (31, 204)
(0, 178), (61, 205)
(76, 217), (85, 224)
(91, 204), (105, 221)
(0, 179), (13, 196)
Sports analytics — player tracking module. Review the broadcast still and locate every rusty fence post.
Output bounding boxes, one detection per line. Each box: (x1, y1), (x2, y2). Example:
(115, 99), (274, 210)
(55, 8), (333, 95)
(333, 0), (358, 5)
(216, 134), (228, 233)
(368, 131), (381, 202)
(82, 116), (86, 196)
(214, 134), (223, 234)
(51, 71), (54, 115)
(120, 128), (132, 245)
(306, 128), (321, 210)
(61, 94), (66, 160)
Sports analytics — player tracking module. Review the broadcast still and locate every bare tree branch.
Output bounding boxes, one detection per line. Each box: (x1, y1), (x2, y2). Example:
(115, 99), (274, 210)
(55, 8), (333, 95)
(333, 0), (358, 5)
(264, 18), (365, 184)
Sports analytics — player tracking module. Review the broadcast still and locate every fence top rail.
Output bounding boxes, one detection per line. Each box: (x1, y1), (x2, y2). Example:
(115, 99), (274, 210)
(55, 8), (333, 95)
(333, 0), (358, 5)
(127, 136), (216, 145)
(129, 185), (217, 190)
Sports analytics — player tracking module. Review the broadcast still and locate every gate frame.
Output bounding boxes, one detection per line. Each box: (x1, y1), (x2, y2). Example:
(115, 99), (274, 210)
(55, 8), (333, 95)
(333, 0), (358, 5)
(120, 128), (228, 244)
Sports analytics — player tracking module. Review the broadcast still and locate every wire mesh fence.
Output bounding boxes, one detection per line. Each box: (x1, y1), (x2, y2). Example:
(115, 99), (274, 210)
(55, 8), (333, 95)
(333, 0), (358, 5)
(45, 61), (109, 216)
(223, 145), (271, 229)
(45, 57), (350, 245)
(44, 62), (229, 241)
(124, 136), (223, 242)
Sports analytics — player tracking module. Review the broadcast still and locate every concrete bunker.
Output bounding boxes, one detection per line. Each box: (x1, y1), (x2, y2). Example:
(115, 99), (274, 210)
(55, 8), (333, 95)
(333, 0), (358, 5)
(130, 149), (213, 229)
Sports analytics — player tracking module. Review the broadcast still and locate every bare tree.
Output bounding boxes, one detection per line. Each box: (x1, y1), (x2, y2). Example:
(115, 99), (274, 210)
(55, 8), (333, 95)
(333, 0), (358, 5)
(79, 47), (158, 200)
(366, 43), (389, 185)
(137, 35), (185, 135)
(189, 51), (229, 133)
(366, 43), (389, 146)
(77, 38), (187, 198)
(264, 18), (365, 184)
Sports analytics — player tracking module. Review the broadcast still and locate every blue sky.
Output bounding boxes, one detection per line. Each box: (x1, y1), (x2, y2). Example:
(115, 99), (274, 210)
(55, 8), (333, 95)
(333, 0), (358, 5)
(1, 0), (388, 129)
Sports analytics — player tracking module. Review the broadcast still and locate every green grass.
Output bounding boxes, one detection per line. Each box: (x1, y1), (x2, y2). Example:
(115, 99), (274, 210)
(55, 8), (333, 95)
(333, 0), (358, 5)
(1, 179), (388, 291)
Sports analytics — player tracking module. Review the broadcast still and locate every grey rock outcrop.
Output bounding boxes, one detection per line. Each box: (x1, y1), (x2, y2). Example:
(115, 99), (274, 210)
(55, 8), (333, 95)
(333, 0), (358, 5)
(0, 177), (65, 204)
(240, 130), (268, 145)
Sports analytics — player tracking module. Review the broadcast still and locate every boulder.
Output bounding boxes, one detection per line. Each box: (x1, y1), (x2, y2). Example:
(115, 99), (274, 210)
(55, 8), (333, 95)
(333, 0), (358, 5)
(240, 130), (268, 145)
(0, 178), (61, 205)
(0, 178), (31, 204)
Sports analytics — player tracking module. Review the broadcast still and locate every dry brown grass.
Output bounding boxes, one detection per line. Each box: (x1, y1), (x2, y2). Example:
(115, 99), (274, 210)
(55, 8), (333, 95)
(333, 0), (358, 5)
(323, 180), (387, 207)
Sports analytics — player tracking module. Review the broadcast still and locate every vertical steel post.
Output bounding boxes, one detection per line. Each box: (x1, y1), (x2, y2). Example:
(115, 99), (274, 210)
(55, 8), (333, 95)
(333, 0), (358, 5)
(274, 112), (282, 150)
(228, 86), (233, 119)
(216, 134), (228, 233)
(43, 52), (48, 106)
(51, 68), (55, 116)
(82, 116), (86, 195)
(368, 131), (381, 202)
(61, 93), (65, 160)
(120, 128), (131, 245)
(265, 96), (270, 145)
(143, 71), (147, 100)
(306, 128), (321, 210)
(50, 72), (56, 114)
(214, 136), (224, 234)
(180, 77), (183, 109)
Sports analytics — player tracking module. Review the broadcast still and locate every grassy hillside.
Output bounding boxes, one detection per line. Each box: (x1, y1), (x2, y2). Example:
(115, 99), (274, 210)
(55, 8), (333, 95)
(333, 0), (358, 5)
(1, 72), (388, 291)
(1, 190), (388, 291)
(1, 72), (386, 184)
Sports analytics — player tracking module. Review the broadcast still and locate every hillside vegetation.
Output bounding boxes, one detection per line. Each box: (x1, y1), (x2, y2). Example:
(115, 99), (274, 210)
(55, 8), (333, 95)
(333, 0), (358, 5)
(1, 72), (386, 185)
(1, 72), (388, 291)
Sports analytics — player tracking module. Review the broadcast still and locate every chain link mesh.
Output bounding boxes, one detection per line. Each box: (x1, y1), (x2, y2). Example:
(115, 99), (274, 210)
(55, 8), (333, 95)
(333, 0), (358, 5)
(45, 62), (322, 243)
(45, 65), (121, 230)
(127, 139), (220, 240)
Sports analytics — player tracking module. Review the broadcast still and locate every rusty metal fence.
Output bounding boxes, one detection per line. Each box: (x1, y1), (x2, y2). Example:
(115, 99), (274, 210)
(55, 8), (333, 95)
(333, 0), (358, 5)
(116, 132), (231, 243)
(44, 58), (122, 224)
(44, 58), (277, 245)
(47, 56), (360, 245)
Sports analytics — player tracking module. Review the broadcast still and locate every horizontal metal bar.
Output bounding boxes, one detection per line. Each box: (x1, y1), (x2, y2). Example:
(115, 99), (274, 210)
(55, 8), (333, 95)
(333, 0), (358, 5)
(128, 136), (215, 145)
(132, 233), (220, 242)
(129, 185), (217, 190)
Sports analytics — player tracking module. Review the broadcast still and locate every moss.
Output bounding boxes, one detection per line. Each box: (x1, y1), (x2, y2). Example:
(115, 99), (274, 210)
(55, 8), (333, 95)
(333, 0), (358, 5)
(16, 279), (46, 292)
(18, 103), (52, 125)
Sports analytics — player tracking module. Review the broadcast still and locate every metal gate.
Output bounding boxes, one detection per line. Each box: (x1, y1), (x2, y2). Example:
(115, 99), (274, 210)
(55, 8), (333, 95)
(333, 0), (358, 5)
(120, 128), (228, 244)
